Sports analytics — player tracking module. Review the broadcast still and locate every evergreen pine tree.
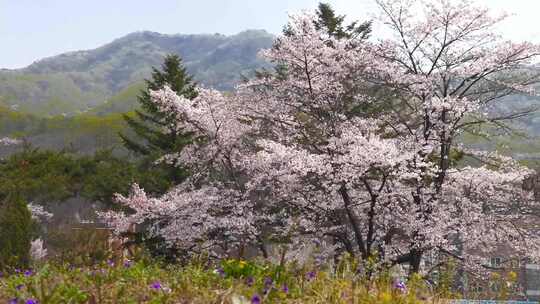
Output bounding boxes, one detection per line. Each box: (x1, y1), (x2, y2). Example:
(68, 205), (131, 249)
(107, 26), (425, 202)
(120, 54), (197, 183)
(314, 3), (372, 39)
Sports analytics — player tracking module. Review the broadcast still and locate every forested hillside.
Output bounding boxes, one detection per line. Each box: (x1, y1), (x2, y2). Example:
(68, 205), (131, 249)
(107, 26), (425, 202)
(0, 30), (273, 116)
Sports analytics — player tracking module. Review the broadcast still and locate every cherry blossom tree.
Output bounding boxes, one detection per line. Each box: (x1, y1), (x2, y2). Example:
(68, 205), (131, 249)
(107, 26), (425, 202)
(30, 238), (47, 262)
(101, 88), (260, 259)
(366, 0), (540, 273)
(0, 138), (22, 146)
(102, 0), (540, 274)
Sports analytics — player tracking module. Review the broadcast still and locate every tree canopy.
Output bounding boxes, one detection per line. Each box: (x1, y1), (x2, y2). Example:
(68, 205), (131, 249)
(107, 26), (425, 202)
(102, 0), (540, 276)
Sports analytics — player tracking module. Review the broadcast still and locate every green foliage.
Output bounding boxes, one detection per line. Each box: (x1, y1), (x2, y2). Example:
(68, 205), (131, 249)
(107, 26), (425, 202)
(0, 148), (85, 203)
(0, 72), (106, 116)
(89, 82), (146, 115)
(0, 30), (273, 116)
(0, 259), (440, 304)
(80, 149), (171, 205)
(0, 194), (33, 270)
(282, 2), (372, 41)
(45, 225), (112, 266)
(0, 148), (170, 206)
(120, 54), (196, 160)
(0, 105), (132, 154)
(314, 3), (372, 39)
(220, 259), (262, 279)
(114, 55), (196, 262)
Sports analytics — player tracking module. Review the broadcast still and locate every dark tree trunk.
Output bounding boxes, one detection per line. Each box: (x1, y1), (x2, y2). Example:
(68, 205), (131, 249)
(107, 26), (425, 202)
(409, 249), (423, 277)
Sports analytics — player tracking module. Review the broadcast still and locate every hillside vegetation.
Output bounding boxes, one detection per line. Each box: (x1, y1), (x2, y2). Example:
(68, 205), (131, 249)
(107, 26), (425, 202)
(0, 30), (273, 116)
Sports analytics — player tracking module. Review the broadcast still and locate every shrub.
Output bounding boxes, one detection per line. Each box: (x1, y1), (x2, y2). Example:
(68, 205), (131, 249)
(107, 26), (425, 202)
(0, 194), (33, 270)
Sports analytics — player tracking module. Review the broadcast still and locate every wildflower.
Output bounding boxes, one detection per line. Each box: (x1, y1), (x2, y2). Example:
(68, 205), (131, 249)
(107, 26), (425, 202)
(251, 294), (261, 304)
(306, 271), (316, 281)
(239, 260), (247, 268)
(246, 276), (254, 286)
(24, 269), (33, 277)
(107, 260), (115, 267)
(123, 260), (132, 268)
(264, 277), (272, 287)
(214, 267), (225, 277)
(16, 284), (24, 290)
(8, 298), (18, 304)
(395, 281), (406, 292)
(150, 281), (161, 290)
(25, 300), (38, 304)
(282, 284), (289, 294)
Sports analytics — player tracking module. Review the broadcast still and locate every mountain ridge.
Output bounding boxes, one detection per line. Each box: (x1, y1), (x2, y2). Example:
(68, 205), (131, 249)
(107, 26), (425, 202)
(0, 30), (274, 116)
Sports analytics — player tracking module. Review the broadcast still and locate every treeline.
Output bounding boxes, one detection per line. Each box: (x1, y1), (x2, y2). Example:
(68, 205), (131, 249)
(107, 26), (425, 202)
(0, 107), (131, 154)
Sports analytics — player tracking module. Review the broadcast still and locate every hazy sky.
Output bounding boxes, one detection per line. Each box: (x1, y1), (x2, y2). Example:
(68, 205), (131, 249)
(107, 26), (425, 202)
(1, 0), (539, 69)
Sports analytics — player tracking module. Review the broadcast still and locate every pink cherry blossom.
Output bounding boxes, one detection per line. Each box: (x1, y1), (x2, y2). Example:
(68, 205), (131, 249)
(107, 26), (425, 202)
(102, 0), (540, 274)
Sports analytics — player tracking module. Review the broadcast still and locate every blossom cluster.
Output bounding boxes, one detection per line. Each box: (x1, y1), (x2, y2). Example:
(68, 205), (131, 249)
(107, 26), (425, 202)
(102, 0), (540, 273)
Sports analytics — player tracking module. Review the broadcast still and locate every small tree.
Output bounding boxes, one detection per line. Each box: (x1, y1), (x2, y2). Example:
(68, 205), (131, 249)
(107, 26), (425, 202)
(0, 193), (33, 270)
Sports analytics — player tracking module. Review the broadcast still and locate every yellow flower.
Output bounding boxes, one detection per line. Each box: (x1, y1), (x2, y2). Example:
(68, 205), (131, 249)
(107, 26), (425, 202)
(508, 271), (517, 281)
(239, 260), (247, 268)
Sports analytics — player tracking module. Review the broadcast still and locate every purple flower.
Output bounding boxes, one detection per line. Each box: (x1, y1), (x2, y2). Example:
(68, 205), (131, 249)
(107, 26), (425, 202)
(264, 277), (273, 287)
(306, 271), (316, 281)
(251, 294), (261, 304)
(150, 281), (161, 290)
(245, 276), (254, 286)
(25, 300), (38, 304)
(395, 281), (407, 291)
(282, 284), (289, 294)
(24, 269), (33, 277)
(123, 260), (132, 268)
(107, 260), (115, 267)
(15, 284), (24, 290)
(215, 267), (225, 277)
(8, 298), (18, 304)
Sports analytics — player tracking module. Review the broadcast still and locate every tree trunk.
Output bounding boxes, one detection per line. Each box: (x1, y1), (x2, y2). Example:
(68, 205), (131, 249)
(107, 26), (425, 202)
(409, 249), (423, 277)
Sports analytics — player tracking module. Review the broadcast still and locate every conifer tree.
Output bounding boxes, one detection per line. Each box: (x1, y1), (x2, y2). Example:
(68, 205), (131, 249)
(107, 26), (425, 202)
(120, 54), (197, 183)
(315, 2), (372, 40)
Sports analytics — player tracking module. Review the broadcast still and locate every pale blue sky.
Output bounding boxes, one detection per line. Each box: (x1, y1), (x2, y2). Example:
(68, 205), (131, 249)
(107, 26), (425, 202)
(1, 0), (538, 69)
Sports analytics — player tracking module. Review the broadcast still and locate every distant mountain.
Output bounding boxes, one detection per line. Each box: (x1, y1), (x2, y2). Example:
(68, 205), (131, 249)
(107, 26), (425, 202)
(0, 30), (274, 116)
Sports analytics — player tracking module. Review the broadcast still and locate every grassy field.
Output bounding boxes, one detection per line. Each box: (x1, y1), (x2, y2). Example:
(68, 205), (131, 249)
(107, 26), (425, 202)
(0, 257), (445, 304)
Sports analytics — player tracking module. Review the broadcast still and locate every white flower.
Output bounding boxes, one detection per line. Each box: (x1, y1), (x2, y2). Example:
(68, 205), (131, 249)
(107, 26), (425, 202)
(30, 238), (47, 261)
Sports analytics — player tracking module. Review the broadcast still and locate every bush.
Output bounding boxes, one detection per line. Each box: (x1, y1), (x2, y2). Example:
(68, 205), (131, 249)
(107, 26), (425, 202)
(0, 194), (33, 270)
